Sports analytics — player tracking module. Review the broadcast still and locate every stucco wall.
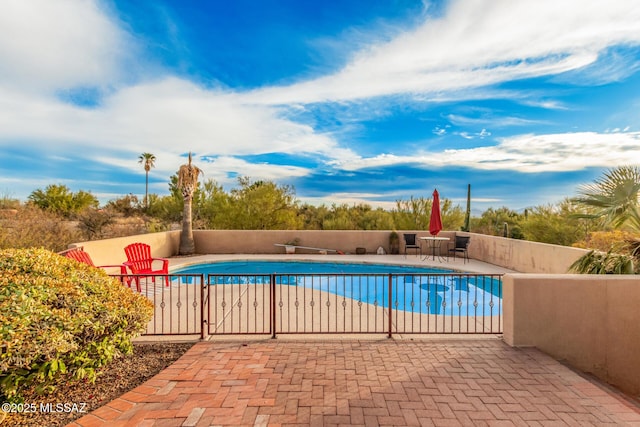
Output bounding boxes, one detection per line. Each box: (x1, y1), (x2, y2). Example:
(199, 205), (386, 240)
(192, 229), (456, 255)
(467, 233), (590, 274)
(503, 274), (640, 397)
(71, 230), (590, 274)
(70, 231), (180, 266)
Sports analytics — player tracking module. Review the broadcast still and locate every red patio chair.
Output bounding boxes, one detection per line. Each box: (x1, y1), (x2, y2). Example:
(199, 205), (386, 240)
(63, 248), (133, 289)
(123, 242), (170, 290)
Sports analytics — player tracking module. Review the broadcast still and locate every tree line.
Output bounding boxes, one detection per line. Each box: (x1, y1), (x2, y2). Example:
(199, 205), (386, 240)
(1, 166), (638, 273)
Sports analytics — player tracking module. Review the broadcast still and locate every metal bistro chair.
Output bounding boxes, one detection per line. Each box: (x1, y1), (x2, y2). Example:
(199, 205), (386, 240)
(403, 233), (421, 258)
(448, 235), (470, 263)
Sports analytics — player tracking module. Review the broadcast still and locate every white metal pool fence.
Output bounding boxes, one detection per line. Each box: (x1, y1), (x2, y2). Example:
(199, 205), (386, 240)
(115, 272), (503, 338)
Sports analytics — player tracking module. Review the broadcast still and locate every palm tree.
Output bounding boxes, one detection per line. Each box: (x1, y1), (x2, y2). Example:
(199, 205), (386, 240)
(177, 152), (202, 255)
(573, 165), (640, 231)
(571, 166), (640, 274)
(138, 153), (156, 209)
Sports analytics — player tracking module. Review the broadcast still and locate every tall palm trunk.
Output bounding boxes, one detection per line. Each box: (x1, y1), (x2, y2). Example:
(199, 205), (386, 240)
(177, 153), (202, 255)
(144, 171), (149, 209)
(180, 195), (195, 255)
(138, 153), (156, 210)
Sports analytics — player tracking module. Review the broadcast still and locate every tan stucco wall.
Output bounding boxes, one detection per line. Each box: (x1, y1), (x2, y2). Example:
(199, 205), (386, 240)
(70, 231), (180, 266)
(503, 274), (640, 397)
(467, 233), (590, 273)
(193, 229), (457, 255)
(71, 230), (589, 274)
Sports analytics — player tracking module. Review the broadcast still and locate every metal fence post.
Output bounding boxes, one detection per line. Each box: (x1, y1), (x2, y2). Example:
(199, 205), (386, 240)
(271, 274), (277, 339)
(388, 274), (393, 339)
(200, 274), (206, 340)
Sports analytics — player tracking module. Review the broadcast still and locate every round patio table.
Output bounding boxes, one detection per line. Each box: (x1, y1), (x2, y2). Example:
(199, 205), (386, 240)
(420, 236), (450, 262)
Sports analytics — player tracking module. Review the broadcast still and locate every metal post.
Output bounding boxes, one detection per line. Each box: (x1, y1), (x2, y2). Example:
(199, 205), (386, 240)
(271, 274), (277, 339)
(388, 274), (393, 339)
(200, 274), (206, 340)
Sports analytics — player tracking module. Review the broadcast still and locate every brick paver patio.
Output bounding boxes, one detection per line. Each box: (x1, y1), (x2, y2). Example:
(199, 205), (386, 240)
(70, 339), (640, 426)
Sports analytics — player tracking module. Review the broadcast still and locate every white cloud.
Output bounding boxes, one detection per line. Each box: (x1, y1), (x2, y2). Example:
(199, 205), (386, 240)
(333, 131), (640, 173)
(246, 0), (640, 104)
(0, 0), (131, 92)
(0, 77), (354, 187)
(447, 114), (544, 128)
(197, 156), (310, 188)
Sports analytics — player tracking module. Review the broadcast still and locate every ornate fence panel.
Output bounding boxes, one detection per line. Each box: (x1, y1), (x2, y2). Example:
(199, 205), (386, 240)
(115, 273), (205, 338)
(114, 272), (502, 337)
(200, 273), (502, 337)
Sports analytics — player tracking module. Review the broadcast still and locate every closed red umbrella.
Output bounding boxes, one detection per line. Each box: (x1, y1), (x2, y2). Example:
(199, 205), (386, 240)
(429, 189), (443, 236)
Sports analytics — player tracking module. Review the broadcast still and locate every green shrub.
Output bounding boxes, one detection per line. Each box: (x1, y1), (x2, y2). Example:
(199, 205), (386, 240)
(0, 248), (154, 401)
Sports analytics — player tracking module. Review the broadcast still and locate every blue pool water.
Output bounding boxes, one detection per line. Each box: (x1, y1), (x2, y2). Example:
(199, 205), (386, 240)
(174, 260), (452, 275)
(173, 260), (502, 316)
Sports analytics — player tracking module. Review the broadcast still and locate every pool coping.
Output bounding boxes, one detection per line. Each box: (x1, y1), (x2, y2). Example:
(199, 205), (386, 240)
(165, 253), (517, 275)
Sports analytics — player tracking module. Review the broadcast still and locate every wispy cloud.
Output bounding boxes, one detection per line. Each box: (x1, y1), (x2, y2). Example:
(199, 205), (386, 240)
(446, 114), (545, 128)
(0, 77), (353, 188)
(333, 131), (640, 173)
(246, 0), (640, 105)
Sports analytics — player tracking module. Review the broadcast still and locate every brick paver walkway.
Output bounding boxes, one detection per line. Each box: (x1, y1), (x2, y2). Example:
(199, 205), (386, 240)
(70, 339), (640, 426)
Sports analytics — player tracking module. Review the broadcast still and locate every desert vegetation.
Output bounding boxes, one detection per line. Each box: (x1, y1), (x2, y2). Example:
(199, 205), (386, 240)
(0, 166), (638, 272)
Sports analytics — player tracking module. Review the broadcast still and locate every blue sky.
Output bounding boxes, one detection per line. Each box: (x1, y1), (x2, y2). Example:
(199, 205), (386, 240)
(1, 0), (640, 212)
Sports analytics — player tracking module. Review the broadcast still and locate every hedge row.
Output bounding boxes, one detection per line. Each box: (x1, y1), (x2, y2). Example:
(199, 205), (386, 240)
(0, 248), (154, 401)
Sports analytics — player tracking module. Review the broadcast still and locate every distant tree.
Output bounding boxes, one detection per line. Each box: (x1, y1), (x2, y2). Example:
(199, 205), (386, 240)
(105, 194), (143, 216)
(472, 207), (523, 239)
(299, 204), (331, 230)
(321, 204), (360, 230)
(440, 199), (465, 232)
(27, 184), (98, 218)
(228, 177), (302, 229)
(356, 205), (395, 230)
(198, 179), (233, 229)
(392, 196), (464, 231)
(177, 153), (202, 255)
(392, 196), (431, 230)
(520, 199), (590, 246)
(77, 209), (115, 240)
(138, 152), (156, 209)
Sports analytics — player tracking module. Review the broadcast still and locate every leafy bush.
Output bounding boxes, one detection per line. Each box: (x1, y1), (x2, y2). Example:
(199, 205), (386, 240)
(0, 248), (154, 401)
(572, 230), (637, 252)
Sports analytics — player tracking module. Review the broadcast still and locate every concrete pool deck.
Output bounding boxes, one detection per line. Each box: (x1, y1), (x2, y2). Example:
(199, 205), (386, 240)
(164, 253), (518, 275)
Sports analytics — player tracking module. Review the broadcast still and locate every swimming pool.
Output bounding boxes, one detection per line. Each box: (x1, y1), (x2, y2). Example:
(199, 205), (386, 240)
(174, 260), (452, 275)
(173, 260), (502, 316)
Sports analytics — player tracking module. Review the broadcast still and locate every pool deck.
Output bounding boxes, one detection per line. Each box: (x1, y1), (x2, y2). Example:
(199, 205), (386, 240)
(165, 253), (517, 275)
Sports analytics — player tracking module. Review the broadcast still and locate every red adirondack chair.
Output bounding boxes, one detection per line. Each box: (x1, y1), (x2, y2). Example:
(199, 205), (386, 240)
(123, 243), (170, 289)
(63, 248), (134, 289)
